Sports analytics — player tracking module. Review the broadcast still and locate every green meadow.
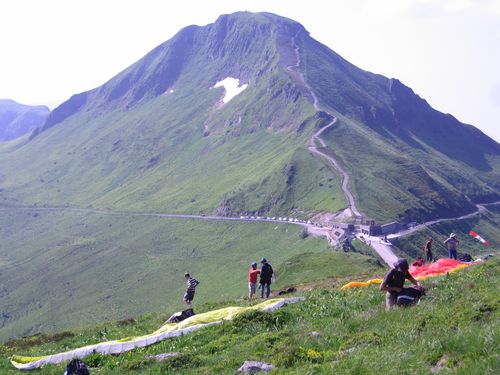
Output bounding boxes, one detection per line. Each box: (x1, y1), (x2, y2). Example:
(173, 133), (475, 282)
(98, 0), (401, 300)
(1, 256), (497, 374)
(0, 208), (372, 343)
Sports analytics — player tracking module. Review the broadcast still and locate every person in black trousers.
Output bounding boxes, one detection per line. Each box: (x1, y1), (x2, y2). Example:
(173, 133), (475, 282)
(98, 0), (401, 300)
(259, 258), (274, 298)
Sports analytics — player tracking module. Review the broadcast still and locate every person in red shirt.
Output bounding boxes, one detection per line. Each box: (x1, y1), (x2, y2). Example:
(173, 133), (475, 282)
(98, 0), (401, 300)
(248, 262), (261, 302)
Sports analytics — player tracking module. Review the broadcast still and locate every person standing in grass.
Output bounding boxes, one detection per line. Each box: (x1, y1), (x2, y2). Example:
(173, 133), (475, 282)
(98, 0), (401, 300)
(444, 233), (459, 260)
(380, 258), (422, 310)
(248, 262), (261, 302)
(183, 273), (200, 306)
(259, 258), (274, 299)
(424, 238), (434, 263)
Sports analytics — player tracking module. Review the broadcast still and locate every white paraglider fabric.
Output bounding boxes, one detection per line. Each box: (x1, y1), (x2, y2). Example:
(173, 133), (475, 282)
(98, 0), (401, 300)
(11, 297), (304, 370)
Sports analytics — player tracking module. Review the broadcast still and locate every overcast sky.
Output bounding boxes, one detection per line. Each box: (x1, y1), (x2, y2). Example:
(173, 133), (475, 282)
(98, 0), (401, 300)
(1, 0), (499, 141)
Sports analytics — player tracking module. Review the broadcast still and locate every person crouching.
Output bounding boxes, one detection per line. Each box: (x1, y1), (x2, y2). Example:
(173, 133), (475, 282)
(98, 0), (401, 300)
(380, 258), (421, 310)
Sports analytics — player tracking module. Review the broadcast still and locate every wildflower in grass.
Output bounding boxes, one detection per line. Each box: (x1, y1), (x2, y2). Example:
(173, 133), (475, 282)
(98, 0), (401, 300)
(306, 348), (321, 360)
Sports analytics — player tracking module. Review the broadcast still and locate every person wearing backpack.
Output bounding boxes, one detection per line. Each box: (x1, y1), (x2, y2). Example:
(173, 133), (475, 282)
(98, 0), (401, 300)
(259, 258), (274, 299)
(380, 258), (422, 310)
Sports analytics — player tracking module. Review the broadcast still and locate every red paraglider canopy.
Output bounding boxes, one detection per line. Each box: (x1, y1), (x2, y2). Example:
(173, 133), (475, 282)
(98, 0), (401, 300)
(341, 258), (476, 289)
(409, 258), (473, 279)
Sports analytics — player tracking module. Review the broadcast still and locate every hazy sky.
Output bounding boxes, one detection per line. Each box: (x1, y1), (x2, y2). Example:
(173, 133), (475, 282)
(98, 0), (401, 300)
(1, 0), (499, 141)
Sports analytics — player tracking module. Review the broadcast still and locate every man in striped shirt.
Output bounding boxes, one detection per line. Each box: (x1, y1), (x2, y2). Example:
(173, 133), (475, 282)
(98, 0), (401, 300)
(183, 273), (200, 305)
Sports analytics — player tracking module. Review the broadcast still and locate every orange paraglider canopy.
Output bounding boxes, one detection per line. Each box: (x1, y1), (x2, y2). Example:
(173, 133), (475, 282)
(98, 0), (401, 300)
(341, 258), (475, 289)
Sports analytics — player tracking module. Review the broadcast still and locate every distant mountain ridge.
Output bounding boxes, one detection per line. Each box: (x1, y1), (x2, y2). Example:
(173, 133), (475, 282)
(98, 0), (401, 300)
(3, 11), (500, 222)
(0, 99), (49, 141)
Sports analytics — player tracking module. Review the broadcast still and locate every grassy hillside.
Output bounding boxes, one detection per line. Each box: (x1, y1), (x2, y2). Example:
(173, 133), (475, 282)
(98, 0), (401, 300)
(312, 116), (462, 222)
(0, 208), (373, 343)
(1, 257), (497, 374)
(316, 114), (499, 223)
(0, 26), (347, 345)
(0, 46), (345, 218)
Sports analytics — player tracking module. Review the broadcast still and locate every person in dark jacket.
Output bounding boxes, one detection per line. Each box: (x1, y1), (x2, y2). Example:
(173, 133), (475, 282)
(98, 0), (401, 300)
(259, 258), (274, 299)
(380, 258), (421, 310)
(424, 238), (433, 263)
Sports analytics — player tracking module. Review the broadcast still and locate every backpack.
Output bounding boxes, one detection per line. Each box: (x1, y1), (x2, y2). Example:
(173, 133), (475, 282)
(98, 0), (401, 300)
(396, 287), (425, 306)
(166, 308), (195, 323)
(458, 253), (472, 262)
(64, 358), (90, 375)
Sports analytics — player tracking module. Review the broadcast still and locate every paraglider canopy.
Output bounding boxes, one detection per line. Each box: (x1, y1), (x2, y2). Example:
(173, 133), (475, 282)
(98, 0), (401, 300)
(469, 230), (490, 245)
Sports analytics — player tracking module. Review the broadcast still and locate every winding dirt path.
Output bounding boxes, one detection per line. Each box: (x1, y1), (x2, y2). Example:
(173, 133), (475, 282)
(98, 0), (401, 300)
(286, 35), (363, 221)
(283, 34), (499, 265)
(308, 123), (362, 219)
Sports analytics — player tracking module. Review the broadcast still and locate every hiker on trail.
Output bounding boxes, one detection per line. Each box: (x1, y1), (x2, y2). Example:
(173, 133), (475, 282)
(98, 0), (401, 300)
(424, 238), (433, 263)
(183, 273), (200, 306)
(259, 258), (274, 299)
(444, 233), (459, 260)
(380, 258), (422, 310)
(248, 262), (261, 301)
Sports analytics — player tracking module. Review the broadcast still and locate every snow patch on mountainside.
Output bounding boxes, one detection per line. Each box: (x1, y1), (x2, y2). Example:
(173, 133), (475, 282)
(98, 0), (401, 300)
(214, 77), (248, 104)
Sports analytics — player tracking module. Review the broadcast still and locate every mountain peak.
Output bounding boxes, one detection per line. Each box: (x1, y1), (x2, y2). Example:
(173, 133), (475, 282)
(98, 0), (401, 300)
(23, 11), (499, 217)
(38, 11), (310, 135)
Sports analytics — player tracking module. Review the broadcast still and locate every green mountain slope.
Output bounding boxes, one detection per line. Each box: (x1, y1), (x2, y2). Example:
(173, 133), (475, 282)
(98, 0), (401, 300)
(299, 34), (500, 222)
(0, 12), (497, 220)
(1, 258), (498, 374)
(394, 205), (500, 259)
(0, 13), (345, 218)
